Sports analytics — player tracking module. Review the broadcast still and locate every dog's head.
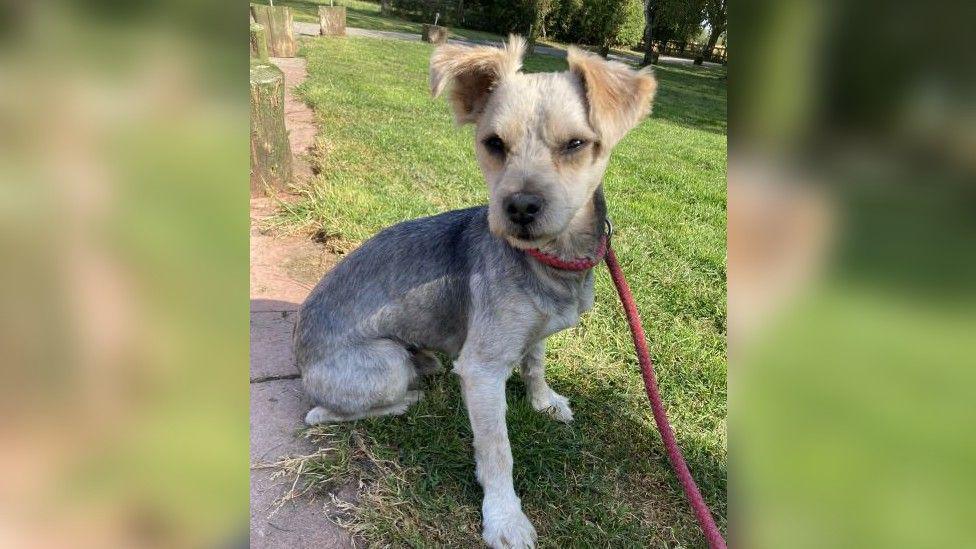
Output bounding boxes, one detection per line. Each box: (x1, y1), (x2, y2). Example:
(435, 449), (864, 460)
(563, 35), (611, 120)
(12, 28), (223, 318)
(430, 35), (656, 247)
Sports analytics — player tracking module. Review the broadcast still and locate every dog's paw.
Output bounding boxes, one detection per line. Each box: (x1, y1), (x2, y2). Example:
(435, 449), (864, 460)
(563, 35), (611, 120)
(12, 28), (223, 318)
(305, 406), (341, 425)
(531, 390), (574, 423)
(482, 500), (537, 549)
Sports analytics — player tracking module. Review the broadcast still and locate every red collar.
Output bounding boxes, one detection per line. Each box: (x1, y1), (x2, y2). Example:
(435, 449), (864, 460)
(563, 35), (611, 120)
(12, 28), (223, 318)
(525, 235), (608, 272)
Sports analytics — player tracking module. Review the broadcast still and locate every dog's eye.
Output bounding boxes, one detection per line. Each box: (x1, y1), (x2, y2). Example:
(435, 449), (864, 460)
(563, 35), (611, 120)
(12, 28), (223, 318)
(564, 139), (587, 152)
(483, 135), (506, 155)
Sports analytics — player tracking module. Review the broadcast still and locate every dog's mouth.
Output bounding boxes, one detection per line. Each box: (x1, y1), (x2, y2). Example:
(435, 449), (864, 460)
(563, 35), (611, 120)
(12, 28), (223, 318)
(502, 228), (554, 250)
(488, 204), (570, 249)
(490, 217), (567, 250)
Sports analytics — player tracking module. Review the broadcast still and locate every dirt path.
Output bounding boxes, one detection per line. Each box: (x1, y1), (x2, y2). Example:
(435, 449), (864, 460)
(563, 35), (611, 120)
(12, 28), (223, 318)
(249, 57), (355, 549)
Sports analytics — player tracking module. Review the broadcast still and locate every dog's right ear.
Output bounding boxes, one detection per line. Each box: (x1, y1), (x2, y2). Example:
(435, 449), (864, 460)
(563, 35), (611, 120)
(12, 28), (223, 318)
(567, 47), (657, 148)
(430, 35), (526, 124)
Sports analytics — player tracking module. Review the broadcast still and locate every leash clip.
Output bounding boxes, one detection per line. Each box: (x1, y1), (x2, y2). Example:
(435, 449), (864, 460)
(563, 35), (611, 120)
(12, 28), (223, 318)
(605, 218), (614, 242)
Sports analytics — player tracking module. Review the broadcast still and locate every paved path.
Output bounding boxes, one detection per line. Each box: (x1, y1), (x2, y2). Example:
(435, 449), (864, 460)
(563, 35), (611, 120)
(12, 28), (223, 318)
(249, 57), (354, 549)
(295, 22), (723, 68)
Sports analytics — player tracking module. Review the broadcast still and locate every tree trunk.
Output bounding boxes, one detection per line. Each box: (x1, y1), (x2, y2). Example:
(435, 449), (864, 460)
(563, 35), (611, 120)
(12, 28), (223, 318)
(250, 23), (269, 62)
(250, 63), (292, 195)
(642, 1), (656, 66)
(319, 6), (346, 36)
(250, 5), (297, 57)
(694, 25), (722, 65)
(380, 0), (391, 15)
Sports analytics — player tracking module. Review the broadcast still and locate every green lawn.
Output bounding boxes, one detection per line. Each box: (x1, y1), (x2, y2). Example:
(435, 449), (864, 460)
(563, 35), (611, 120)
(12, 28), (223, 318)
(274, 37), (727, 547)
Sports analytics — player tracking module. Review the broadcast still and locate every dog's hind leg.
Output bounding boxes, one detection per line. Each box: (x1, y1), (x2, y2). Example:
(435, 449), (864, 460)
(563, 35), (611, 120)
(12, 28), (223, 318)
(305, 390), (425, 424)
(519, 341), (573, 423)
(302, 339), (420, 425)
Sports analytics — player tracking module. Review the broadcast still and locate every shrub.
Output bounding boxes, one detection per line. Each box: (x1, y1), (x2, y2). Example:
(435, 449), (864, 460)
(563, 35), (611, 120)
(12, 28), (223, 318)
(555, 0), (644, 51)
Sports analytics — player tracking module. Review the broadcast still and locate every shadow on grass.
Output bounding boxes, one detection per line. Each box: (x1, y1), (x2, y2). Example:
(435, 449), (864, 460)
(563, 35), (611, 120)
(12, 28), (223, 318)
(302, 363), (726, 547)
(650, 63), (727, 135)
(520, 54), (727, 137)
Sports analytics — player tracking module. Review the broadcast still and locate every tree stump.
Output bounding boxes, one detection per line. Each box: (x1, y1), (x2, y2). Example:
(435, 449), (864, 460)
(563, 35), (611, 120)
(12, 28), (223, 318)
(250, 4), (297, 57)
(319, 6), (346, 36)
(421, 24), (448, 45)
(250, 63), (292, 195)
(250, 23), (269, 62)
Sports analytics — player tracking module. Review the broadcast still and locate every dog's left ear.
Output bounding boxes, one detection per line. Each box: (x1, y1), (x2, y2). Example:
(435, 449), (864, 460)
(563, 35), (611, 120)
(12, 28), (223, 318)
(430, 35), (526, 124)
(567, 48), (657, 148)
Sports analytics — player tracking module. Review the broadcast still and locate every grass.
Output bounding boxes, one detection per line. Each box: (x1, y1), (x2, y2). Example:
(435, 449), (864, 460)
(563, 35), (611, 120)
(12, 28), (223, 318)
(273, 36), (727, 547)
(251, 0), (506, 42)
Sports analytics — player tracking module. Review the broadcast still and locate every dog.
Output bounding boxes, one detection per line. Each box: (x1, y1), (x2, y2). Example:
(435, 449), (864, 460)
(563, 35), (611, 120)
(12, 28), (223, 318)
(293, 35), (656, 548)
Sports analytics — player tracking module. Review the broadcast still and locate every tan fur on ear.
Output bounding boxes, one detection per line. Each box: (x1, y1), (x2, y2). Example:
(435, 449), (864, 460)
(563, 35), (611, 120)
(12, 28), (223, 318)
(566, 47), (657, 147)
(430, 35), (527, 124)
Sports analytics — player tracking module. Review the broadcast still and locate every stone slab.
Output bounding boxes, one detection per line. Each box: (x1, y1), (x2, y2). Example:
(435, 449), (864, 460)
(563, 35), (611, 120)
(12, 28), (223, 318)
(250, 380), (354, 548)
(250, 378), (308, 464)
(250, 468), (356, 549)
(251, 311), (299, 381)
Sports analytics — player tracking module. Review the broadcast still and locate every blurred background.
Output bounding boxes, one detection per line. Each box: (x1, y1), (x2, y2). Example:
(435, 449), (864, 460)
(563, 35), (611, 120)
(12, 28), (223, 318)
(1, 0), (973, 546)
(0, 0), (246, 547)
(732, 0), (976, 547)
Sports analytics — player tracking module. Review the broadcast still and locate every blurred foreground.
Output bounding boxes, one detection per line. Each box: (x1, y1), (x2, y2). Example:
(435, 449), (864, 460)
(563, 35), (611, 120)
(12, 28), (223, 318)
(0, 2), (246, 547)
(1, 0), (974, 547)
(732, 0), (976, 546)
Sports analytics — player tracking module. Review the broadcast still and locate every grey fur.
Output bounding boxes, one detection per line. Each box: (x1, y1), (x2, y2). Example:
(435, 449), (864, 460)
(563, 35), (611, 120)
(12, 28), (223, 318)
(294, 191), (606, 421)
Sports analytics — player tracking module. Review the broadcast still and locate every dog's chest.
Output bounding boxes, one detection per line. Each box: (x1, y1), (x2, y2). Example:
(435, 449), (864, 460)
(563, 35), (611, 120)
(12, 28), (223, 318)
(539, 274), (596, 337)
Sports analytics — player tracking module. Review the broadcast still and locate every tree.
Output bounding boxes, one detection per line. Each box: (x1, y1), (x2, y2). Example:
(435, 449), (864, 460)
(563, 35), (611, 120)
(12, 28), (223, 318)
(579, 0), (644, 56)
(641, 0), (659, 65)
(695, 0), (726, 65)
(642, 0), (706, 65)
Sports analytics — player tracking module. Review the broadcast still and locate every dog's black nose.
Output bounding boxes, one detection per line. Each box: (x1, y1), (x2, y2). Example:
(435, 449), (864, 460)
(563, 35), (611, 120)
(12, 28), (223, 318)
(504, 193), (544, 226)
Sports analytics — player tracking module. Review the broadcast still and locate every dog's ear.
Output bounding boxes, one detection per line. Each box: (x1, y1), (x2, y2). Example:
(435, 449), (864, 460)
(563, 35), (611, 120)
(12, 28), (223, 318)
(430, 35), (526, 124)
(567, 47), (657, 147)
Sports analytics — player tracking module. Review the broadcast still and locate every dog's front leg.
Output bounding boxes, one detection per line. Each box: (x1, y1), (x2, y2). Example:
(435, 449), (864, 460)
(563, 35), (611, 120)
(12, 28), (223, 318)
(520, 341), (573, 423)
(455, 358), (537, 549)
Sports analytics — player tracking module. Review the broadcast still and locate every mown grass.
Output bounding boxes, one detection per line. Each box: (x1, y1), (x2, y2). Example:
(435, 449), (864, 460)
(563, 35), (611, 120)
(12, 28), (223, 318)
(274, 36), (726, 547)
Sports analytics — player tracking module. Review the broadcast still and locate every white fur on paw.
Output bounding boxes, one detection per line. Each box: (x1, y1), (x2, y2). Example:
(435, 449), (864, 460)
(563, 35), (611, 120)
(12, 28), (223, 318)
(387, 390), (425, 415)
(404, 389), (425, 405)
(482, 501), (537, 549)
(532, 390), (574, 423)
(305, 406), (339, 425)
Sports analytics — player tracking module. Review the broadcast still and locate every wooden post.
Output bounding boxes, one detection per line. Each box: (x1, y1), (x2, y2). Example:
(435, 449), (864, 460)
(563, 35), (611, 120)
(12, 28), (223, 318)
(250, 63), (292, 195)
(319, 6), (346, 36)
(250, 23), (269, 62)
(421, 24), (448, 44)
(250, 4), (297, 57)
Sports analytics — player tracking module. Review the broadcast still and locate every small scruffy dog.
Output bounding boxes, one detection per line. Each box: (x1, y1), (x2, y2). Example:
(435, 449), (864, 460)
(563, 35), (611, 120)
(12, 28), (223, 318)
(294, 36), (656, 548)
